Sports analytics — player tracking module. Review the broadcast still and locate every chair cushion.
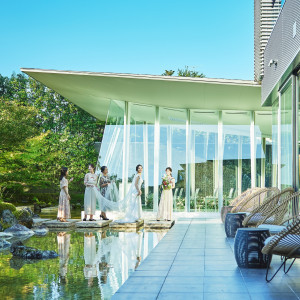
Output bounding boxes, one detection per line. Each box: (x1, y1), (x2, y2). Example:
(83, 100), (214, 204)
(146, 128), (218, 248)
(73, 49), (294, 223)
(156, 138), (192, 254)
(264, 234), (300, 256)
(258, 224), (286, 235)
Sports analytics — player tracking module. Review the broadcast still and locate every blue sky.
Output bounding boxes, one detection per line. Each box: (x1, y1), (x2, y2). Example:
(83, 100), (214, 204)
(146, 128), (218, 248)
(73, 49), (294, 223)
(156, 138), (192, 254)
(1, 0), (255, 80)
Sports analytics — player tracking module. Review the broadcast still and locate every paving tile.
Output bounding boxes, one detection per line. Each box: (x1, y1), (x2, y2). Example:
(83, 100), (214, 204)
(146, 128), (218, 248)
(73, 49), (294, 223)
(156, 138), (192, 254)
(131, 270), (169, 277)
(203, 282), (248, 293)
(249, 293), (299, 300)
(157, 292), (203, 300)
(164, 276), (204, 285)
(160, 282), (204, 293)
(203, 293), (250, 300)
(112, 292), (158, 300)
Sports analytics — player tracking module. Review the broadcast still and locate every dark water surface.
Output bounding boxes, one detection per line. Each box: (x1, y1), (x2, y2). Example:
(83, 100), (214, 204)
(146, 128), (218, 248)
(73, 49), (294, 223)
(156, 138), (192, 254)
(0, 228), (166, 299)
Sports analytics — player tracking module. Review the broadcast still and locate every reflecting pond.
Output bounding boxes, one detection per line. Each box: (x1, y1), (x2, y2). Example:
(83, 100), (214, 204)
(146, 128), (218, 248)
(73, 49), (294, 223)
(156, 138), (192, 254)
(0, 228), (167, 299)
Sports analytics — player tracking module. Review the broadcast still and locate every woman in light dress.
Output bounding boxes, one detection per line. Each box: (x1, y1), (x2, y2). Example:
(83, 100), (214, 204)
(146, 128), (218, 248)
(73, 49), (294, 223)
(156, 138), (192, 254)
(99, 166), (111, 220)
(116, 164), (143, 223)
(57, 167), (73, 222)
(83, 164), (98, 221)
(157, 167), (175, 221)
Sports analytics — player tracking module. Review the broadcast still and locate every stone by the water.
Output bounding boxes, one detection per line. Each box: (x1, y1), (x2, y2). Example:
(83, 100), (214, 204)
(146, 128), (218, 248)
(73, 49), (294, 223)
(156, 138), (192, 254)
(2, 209), (17, 227)
(10, 241), (58, 259)
(33, 225), (49, 236)
(75, 220), (112, 228)
(109, 219), (144, 229)
(0, 239), (11, 250)
(44, 219), (79, 228)
(4, 224), (35, 236)
(144, 220), (175, 229)
(0, 232), (13, 239)
(16, 208), (34, 228)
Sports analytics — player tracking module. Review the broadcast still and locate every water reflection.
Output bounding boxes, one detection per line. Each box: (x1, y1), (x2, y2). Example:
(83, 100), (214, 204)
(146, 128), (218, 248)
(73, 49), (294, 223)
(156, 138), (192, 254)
(57, 232), (70, 280)
(0, 228), (168, 299)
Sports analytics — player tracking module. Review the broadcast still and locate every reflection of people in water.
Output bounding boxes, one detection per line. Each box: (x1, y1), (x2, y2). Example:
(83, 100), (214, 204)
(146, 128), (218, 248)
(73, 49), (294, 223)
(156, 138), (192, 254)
(84, 232), (98, 280)
(57, 232), (71, 281)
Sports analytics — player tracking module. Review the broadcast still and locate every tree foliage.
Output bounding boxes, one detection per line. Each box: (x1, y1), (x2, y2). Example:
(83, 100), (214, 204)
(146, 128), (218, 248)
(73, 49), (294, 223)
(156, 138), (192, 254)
(0, 73), (104, 203)
(162, 66), (205, 78)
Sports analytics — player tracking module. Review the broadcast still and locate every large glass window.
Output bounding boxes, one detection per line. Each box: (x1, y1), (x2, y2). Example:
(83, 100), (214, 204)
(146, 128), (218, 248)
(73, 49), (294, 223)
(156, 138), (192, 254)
(159, 108), (187, 211)
(189, 111), (218, 212)
(223, 111), (251, 204)
(128, 103), (155, 210)
(255, 111), (272, 187)
(280, 81), (293, 189)
(272, 99), (279, 187)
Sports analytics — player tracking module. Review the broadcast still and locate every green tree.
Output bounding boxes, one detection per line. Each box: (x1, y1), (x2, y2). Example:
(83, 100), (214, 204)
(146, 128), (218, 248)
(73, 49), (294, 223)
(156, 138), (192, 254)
(162, 66), (205, 78)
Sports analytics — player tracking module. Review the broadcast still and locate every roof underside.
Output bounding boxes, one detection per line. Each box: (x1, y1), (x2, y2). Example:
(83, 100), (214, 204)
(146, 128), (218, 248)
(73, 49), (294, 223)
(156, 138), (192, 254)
(21, 68), (265, 121)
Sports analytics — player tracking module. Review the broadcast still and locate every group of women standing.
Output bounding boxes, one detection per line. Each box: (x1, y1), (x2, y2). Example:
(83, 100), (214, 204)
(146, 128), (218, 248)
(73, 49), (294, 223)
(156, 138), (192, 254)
(57, 164), (175, 222)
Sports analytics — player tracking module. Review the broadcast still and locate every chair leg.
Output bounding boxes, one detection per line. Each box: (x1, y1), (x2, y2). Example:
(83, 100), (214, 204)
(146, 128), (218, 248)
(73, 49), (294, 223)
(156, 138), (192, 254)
(283, 258), (296, 274)
(266, 255), (287, 283)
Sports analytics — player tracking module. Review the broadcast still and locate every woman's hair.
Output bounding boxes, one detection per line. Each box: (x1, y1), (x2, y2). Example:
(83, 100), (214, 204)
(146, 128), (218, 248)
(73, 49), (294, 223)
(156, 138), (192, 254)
(101, 166), (107, 173)
(59, 167), (68, 181)
(88, 163), (95, 171)
(136, 164), (143, 172)
(166, 167), (172, 173)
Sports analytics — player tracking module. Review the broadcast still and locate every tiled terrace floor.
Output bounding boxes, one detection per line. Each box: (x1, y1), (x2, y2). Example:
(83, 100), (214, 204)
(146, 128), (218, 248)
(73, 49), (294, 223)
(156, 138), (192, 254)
(112, 217), (300, 300)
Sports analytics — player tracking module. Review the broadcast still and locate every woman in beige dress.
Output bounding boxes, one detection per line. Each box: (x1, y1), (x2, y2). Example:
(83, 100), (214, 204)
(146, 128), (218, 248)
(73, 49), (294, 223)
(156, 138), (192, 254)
(57, 167), (73, 222)
(83, 164), (98, 221)
(157, 167), (175, 221)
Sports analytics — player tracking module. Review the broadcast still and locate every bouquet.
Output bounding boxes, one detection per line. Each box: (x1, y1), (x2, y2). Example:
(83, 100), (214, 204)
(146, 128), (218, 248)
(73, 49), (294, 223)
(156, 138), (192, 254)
(161, 175), (172, 190)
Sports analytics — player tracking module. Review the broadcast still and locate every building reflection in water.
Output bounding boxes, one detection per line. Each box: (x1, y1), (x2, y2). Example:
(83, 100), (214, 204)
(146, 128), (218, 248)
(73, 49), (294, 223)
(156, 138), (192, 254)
(57, 232), (71, 282)
(81, 229), (168, 298)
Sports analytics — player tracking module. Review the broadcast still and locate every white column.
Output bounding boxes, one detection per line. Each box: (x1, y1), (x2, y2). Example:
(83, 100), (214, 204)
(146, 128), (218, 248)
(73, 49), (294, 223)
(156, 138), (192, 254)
(143, 121), (149, 203)
(278, 94), (281, 189)
(167, 127), (172, 167)
(185, 109), (191, 212)
(238, 136), (242, 195)
(121, 102), (129, 199)
(250, 111), (256, 188)
(218, 111), (223, 212)
(153, 107), (160, 212)
(261, 137), (266, 188)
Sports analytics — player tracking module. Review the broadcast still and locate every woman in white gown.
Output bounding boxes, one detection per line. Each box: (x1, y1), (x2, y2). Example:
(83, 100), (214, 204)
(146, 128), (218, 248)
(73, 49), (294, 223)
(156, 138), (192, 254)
(157, 167), (175, 221)
(116, 164), (143, 223)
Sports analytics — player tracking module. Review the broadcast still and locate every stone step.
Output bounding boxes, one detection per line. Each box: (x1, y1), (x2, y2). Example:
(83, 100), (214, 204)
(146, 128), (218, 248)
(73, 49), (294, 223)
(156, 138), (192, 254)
(109, 219), (144, 229)
(43, 219), (80, 228)
(144, 220), (175, 229)
(75, 220), (112, 228)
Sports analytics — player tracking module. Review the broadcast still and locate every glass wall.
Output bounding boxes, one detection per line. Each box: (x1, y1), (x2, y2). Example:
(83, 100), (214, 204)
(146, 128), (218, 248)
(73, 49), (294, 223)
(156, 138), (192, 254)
(280, 80), (293, 189)
(255, 111), (273, 187)
(222, 111), (251, 204)
(128, 103), (155, 209)
(159, 108), (187, 211)
(99, 100), (273, 212)
(189, 111), (218, 212)
(97, 100), (125, 196)
(272, 99), (279, 188)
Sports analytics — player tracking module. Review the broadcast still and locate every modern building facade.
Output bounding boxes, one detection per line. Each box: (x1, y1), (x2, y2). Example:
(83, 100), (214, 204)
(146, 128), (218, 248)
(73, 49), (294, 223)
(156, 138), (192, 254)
(262, 0), (300, 200)
(254, 0), (281, 81)
(21, 0), (300, 214)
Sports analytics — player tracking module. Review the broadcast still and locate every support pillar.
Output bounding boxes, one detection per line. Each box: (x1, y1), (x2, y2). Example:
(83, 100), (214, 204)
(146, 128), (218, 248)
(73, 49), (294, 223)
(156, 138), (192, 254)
(153, 106), (160, 212)
(218, 111), (223, 212)
(250, 111), (256, 188)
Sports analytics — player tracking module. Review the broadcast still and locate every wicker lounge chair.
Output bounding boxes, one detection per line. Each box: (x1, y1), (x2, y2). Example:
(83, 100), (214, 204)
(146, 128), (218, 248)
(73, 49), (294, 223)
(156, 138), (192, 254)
(231, 187), (279, 213)
(220, 187), (261, 223)
(242, 188), (295, 228)
(261, 216), (300, 282)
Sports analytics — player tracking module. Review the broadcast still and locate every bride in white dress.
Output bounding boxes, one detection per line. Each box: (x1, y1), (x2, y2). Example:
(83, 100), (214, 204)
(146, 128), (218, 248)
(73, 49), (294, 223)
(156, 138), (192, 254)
(116, 164), (143, 223)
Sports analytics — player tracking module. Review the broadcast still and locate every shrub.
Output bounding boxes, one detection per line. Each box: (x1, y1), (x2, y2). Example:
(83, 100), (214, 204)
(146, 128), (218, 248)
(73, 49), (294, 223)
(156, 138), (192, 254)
(0, 202), (16, 215)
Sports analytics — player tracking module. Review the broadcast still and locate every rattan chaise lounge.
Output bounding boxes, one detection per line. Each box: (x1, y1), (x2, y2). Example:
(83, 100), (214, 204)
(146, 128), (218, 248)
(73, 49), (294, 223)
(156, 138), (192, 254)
(261, 216), (300, 282)
(231, 187), (279, 213)
(242, 187), (295, 228)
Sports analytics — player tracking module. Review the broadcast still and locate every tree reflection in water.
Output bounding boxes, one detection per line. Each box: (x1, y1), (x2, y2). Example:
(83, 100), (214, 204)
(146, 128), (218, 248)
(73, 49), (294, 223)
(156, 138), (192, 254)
(0, 228), (167, 299)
